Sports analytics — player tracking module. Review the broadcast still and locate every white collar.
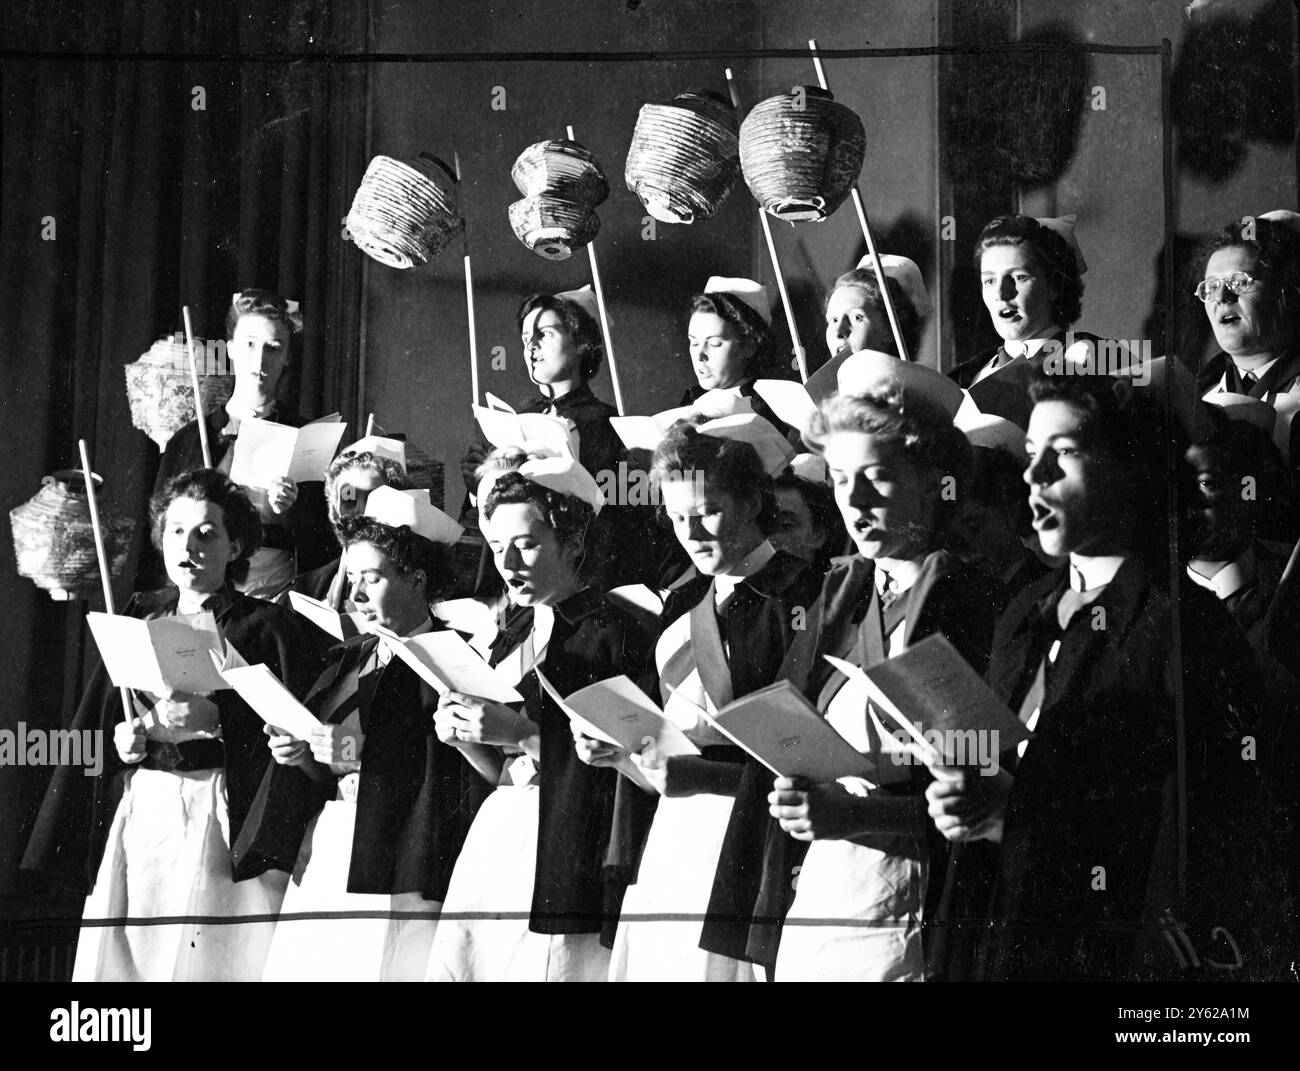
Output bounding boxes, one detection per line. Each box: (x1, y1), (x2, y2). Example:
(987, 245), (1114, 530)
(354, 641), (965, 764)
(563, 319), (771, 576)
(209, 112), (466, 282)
(1187, 547), (1257, 600)
(1068, 553), (1126, 592)
(1004, 337), (1051, 360)
(873, 552), (927, 596)
(530, 602), (556, 654)
(224, 397), (275, 427)
(1231, 356), (1279, 381)
(1210, 356), (1281, 395)
(714, 540), (776, 605)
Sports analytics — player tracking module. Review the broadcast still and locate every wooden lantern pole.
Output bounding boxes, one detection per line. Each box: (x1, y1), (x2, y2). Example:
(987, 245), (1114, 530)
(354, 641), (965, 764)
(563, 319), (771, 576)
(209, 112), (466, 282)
(727, 68), (809, 384)
(809, 39), (913, 363)
(182, 306), (214, 467)
(77, 439), (137, 725)
(566, 125), (626, 415)
(454, 151), (482, 408)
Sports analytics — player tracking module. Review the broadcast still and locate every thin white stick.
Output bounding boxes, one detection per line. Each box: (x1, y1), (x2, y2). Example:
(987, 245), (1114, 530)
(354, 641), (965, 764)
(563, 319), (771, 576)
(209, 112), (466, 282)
(78, 441), (114, 615)
(454, 151), (481, 407)
(808, 39), (829, 94)
(567, 124), (626, 415)
(366, 412), (375, 437)
(809, 40), (913, 363)
(726, 68), (808, 383)
(851, 189), (912, 363)
(464, 254), (481, 408)
(78, 439), (137, 725)
(182, 306), (214, 467)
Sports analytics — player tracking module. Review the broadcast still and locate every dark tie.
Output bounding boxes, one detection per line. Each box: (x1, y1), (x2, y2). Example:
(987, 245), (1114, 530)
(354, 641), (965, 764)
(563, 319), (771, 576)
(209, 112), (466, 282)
(878, 573), (900, 610)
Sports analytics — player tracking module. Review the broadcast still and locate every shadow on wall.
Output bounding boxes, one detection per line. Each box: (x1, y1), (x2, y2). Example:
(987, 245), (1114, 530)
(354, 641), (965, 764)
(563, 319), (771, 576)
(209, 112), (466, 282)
(1172, 2), (1296, 184)
(940, 22), (1092, 360)
(1142, 232), (1217, 369)
(942, 22), (1091, 191)
(1144, 2), (1298, 368)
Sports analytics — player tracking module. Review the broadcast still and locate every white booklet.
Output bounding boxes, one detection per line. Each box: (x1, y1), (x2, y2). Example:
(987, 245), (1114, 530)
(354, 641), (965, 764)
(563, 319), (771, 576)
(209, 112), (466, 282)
(370, 625), (523, 704)
(211, 645), (320, 741)
(87, 611), (228, 695)
(696, 679), (870, 781)
(1202, 390), (1300, 463)
(536, 670), (699, 759)
(609, 389), (754, 452)
(753, 358), (844, 434)
(824, 633), (1031, 765)
(473, 399), (578, 459)
(228, 412), (348, 487)
(287, 590), (366, 642)
(536, 670), (697, 795)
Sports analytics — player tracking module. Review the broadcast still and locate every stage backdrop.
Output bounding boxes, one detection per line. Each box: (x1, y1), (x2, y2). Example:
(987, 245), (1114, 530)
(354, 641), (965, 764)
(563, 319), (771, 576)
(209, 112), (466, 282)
(0, 0), (1295, 976)
(0, 0), (367, 970)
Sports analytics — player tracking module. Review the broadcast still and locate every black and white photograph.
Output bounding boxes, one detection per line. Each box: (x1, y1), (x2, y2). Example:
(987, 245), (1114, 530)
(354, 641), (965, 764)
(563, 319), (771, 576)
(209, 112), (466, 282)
(0, 0), (1296, 1046)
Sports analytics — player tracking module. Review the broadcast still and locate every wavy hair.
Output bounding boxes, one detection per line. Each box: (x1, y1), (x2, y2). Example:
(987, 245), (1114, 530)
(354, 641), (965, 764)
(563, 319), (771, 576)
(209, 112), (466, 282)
(973, 214), (1084, 328)
(149, 469), (262, 586)
(650, 418), (779, 535)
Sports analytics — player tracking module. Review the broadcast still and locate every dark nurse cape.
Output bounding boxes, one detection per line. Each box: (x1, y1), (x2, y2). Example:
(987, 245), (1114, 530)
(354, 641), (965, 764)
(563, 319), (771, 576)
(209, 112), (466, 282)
(232, 622), (492, 900)
(714, 550), (1006, 976)
(491, 588), (659, 935)
(22, 586), (324, 893)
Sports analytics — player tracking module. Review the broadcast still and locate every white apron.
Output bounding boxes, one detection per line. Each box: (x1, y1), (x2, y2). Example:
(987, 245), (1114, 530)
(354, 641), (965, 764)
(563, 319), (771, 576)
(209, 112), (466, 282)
(609, 610), (759, 983)
(774, 670), (928, 982)
(425, 772), (608, 982)
(74, 766), (288, 982)
(426, 607), (610, 982)
(260, 774), (440, 982)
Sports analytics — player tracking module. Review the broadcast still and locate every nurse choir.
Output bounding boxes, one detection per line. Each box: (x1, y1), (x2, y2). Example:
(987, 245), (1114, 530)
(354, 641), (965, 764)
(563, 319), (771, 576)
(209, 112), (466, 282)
(20, 208), (1300, 982)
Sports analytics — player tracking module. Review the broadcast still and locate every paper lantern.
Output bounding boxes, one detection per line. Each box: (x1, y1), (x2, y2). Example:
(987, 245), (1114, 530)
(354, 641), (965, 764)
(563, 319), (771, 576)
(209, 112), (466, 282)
(346, 153), (463, 269)
(508, 194), (601, 261)
(510, 139), (609, 204)
(739, 86), (866, 222)
(9, 470), (133, 601)
(124, 335), (235, 450)
(508, 139), (607, 260)
(625, 90), (739, 224)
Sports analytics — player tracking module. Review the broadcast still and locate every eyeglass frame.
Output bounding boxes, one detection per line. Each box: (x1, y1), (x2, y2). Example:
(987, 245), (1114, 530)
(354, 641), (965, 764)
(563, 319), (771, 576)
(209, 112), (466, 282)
(1193, 271), (1267, 303)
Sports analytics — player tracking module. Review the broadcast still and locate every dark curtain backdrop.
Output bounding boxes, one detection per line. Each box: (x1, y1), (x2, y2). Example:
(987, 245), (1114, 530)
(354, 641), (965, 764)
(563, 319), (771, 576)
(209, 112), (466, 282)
(0, 0), (368, 955)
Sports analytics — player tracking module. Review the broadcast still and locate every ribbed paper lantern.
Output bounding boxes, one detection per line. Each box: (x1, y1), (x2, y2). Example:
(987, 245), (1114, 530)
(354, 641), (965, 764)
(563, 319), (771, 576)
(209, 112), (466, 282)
(508, 194), (601, 261)
(346, 153), (463, 269)
(511, 139), (609, 204)
(124, 335), (235, 450)
(509, 139), (607, 260)
(739, 86), (866, 222)
(625, 90), (739, 224)
(9, 470), (133, 601)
